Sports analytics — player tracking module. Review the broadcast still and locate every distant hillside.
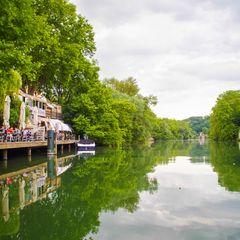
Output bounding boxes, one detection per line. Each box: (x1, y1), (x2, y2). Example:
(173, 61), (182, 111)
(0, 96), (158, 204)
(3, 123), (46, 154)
(183, 116), (210, 134)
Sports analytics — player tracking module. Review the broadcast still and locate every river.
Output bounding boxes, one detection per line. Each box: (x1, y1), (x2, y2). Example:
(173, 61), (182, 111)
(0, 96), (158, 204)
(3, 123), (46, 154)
(0, 139), (240, 240)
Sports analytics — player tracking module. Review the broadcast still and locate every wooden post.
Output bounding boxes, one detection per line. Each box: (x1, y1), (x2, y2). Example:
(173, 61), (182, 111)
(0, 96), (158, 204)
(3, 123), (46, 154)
(28, 147), (31, 156)
(3, 149), (7, 160)
(3, 160), (7, 169)
(61, 144), (63, 150)
(54, 132), (57, 155)
(69, 144), (71, 151)
(47, 130), (57, 155)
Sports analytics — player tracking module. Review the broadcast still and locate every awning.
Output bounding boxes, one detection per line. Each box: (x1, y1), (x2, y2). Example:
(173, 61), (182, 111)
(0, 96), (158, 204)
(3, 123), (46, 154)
(49, 119), (72, 132)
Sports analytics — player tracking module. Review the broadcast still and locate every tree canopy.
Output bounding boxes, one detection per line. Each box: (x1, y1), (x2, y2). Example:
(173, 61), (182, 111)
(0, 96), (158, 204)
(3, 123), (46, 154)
(0, 0), (98, 104)
(102, 77), (140, 97)
(209, 90), (240, 140)
(183, 116), (210, 135)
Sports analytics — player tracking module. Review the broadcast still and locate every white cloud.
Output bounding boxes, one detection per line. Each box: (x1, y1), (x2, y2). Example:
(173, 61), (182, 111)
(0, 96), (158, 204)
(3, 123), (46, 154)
(71, 0), (240, 119)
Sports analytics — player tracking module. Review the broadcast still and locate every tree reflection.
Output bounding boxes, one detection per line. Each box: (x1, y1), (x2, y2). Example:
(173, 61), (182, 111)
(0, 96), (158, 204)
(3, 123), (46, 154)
(72, 147), (158, 215)
(210, 141), (240, 192)
(2, 147), (158, 240)
(0, 186), (20, 238)
(151, 140), (210, 163)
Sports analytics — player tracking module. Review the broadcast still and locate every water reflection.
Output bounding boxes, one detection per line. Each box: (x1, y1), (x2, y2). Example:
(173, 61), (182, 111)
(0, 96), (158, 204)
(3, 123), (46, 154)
(0, 152), (77, 238)
(0, 141), (240, 239)
(210, 141), (240, 192)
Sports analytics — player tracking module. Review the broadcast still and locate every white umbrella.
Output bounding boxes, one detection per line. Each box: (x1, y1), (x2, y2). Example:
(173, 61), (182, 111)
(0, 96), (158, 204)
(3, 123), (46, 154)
(19, 102), (26, 130)
(3, 95), (11, 130)
(33, 106), (38, 132)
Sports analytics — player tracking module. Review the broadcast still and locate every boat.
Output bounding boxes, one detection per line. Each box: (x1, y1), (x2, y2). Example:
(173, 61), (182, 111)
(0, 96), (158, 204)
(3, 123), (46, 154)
(76, 149), (95, 156)
(76, 139), (95, 149)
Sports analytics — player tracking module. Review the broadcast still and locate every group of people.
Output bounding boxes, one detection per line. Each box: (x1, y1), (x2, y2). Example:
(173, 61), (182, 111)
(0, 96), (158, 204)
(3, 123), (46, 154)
(0, 126), (35, 142)
(0, 126), (74, 142)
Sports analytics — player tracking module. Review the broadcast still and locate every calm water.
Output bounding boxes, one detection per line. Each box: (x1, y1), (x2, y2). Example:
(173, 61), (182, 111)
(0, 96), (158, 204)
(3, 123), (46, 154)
(0, 140), (240, 240)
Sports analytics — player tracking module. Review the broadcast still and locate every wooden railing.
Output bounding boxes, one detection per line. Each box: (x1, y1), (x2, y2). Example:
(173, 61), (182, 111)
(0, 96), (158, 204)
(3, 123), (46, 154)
(46, 109), (62, 120)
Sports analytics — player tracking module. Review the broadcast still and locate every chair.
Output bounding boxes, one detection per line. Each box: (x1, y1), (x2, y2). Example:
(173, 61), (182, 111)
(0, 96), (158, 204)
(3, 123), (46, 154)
(0, 133), (4, 142)
(27, 133), (34, 142)
(37, 134), (42, 141)
(12, 130), (18, 142)
(22, 135), (27, 142)
(58, 133), (63, 141)
(17, 134), (22, 142)
(6, 133), (12, 142)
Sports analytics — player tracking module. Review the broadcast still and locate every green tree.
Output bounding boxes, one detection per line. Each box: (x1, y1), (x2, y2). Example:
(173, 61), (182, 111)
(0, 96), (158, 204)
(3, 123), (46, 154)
(152, 118), (193, 140)
(0, 0), (98, 105)
(103, 77), (140, 97)
(202, 127), (208, 135)
(209, 90), (240, 140)
(183, 116), (210, 134)
(20, 0), (98, 103)
(111, 89), (157, 142)
(178, 121), (191, 139)
(151, 118), (170, 140)
(73, 83), (127, 146)
(0, 71), (21, 111)
(0, 0), (50, 97)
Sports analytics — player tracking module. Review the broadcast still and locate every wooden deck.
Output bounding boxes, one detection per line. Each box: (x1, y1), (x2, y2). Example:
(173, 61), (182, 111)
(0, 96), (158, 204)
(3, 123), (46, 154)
(0, 140), (75, 150)
(0, 140), (76, 159)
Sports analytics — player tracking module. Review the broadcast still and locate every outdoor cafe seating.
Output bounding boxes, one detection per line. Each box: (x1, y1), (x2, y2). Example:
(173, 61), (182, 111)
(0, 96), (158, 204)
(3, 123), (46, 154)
(0, 129), (5, 142)
(12, 130), (22, 142)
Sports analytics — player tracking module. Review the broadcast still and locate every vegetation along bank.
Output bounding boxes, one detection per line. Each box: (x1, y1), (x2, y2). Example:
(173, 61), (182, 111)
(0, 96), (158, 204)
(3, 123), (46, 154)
(0, 0), (235, 145)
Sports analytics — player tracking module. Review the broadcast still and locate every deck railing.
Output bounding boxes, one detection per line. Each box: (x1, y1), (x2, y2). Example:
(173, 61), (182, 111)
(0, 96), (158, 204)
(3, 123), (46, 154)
(0, 129), (75, 143)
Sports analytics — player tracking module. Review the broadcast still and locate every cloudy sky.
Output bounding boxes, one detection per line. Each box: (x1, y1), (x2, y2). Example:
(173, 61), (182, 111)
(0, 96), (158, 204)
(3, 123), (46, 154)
(70, 0), (240, 120)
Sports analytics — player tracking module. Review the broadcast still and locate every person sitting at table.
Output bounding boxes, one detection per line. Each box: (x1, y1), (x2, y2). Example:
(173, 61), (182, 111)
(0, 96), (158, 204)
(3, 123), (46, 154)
(13, 127), (21, 141)
(26, 129), (33, 141)
(0, 126), (5, 133)
(22, 129), (29, 141)
(23, 129), (28, 136)
(6, 127), (13, 142)
(16, 127), (21, 135)
(0, 126), (5, 141)
(7, 127), (13, 134)
(12, 127), (18, 141)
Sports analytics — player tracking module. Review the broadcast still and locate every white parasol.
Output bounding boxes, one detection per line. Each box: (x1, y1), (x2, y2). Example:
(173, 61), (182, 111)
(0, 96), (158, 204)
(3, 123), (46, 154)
(33, 106), (38, 132)
(19, 102), (26, 130)
(3, 95), (11, 130)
